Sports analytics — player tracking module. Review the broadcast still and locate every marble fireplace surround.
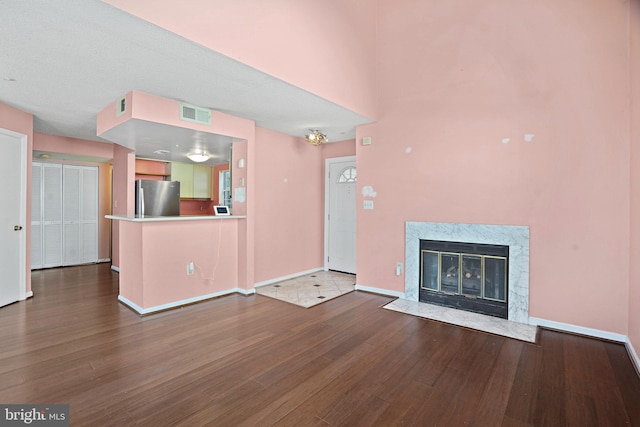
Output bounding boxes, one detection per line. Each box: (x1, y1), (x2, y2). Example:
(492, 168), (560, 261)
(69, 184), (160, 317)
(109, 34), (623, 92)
(405, 222), (530, 325)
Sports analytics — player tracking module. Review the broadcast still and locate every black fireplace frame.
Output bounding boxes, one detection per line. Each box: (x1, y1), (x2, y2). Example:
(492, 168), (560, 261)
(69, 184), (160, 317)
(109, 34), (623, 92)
(419, 239), (509, 319)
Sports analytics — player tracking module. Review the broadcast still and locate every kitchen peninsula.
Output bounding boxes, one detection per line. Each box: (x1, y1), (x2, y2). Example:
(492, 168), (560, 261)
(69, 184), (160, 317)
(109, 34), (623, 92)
(98, 90), (256, 315)
(106, 214), (250, 314)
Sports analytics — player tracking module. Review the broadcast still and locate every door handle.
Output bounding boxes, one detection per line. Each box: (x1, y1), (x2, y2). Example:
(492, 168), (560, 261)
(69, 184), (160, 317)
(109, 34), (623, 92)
(14, 225), (22, 231)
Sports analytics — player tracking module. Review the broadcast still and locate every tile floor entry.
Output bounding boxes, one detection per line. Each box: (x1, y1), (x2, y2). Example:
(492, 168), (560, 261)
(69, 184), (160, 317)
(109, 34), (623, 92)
(256, 270), (356, 308)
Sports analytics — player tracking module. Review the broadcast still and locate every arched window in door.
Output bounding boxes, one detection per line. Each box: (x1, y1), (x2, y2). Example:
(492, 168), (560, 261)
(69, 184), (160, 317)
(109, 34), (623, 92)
(337, 166), (357, 183)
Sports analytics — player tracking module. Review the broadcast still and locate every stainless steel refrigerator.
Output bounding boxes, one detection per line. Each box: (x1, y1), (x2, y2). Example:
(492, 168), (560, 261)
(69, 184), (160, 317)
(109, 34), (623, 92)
(135, 180), (181, 217)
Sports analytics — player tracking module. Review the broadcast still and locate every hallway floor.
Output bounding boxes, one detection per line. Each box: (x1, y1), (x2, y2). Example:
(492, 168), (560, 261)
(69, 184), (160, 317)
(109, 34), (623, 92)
(255, 270), (355, 308)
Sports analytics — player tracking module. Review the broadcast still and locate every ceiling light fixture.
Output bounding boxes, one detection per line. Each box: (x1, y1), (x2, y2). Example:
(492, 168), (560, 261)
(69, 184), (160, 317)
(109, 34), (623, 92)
(305, 129), (327, 146)
(186, 151), (211, 163)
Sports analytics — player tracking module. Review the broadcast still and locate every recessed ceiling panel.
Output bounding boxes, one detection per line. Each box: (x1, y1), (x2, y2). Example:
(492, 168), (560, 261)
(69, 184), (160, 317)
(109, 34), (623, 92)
(100, 119), (237, 166)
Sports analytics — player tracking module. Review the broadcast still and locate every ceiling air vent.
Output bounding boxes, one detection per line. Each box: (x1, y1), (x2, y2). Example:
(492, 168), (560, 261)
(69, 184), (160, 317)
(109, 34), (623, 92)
(116, 95), (126, 117)
(180, 103), (211, 125)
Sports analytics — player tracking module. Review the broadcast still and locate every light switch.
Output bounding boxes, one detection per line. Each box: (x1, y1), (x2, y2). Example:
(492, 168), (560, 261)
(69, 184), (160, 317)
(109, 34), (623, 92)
(363, 200), (374, 210)
(187, 261), (194, 276)
(362, 136), (372, 146)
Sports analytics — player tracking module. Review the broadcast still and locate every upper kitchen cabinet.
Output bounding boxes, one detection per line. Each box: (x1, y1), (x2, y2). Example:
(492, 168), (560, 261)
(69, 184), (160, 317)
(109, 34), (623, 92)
(171, 162), (212, 199)
(171, 162), (194, 198)
(193, 165), (212, 199)
(135, 158), (171, 181)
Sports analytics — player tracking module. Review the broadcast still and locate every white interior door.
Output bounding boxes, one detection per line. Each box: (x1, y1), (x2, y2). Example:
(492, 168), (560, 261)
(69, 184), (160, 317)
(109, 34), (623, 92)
(63, 165), (81, 265)
(31, 162), (63, 269)
(32, 163), (97, 269)
(42, 163), (63, 267)
(326, 157), (356, 274)
(0, 129), (27, 307)
(80, 166), (98, 263)
(63, 165), (98, 266)
(31, 163), (43, 269)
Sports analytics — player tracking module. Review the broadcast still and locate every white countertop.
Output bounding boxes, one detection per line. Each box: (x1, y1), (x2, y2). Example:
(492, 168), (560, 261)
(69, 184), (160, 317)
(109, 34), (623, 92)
(106, 214), (246, 222)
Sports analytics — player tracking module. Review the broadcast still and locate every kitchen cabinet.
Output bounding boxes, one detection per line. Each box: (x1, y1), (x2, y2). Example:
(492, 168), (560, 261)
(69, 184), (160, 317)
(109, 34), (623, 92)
(135, 158), (170, 181)
(171, 162), (194, 198)
(193, 165), (212, 199)
(171, 162), (212, 199)
(31, 162), (98, 269)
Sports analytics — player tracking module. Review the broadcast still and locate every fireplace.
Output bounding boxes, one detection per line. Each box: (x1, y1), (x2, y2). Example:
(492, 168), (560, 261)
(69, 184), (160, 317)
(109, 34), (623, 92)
(405, 222), (530, 325)
(419, 240), (508, 318)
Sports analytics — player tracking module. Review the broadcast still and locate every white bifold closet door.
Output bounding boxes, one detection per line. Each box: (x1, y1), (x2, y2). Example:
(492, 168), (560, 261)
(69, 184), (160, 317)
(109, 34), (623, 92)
(62, 165), (98, 266)
(31, 162), (63, 269)
(31, 163), (98, 269)
(31, 163), (43, 269)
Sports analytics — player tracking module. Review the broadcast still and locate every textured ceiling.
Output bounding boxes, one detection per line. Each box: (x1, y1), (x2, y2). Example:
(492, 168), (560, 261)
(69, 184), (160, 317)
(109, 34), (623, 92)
(0, 0), (371, 162)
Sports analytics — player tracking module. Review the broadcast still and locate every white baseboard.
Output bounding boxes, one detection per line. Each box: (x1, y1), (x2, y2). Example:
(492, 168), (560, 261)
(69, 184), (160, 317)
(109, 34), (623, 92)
(118, 296), (144, 313)
(354, 284), (404, 298)
(98, 258), (111, 263)
(626, 338), (640, 377)
(236, 287), (256, 296)
(110, 265), (120, 273)
(528, 317), (627, 343)
(23, 291), (33, 299)
(254, 267), (324, 288)
(118, 287), (249, 315)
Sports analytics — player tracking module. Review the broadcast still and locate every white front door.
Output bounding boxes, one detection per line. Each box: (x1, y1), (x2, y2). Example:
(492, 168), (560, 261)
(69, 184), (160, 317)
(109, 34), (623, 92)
(325, 157), (356, 274)
(0, 129), (27, 307)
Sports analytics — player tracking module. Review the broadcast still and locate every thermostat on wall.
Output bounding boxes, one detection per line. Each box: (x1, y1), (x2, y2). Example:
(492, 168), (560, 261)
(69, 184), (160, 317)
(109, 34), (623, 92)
(214, 206), (230, 216)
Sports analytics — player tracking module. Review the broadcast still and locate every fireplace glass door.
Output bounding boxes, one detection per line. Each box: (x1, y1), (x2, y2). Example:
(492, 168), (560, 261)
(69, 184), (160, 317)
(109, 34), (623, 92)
(421, 251), (507, 301)
(483, 256), (507, 301)
(419, 240), (508, 318)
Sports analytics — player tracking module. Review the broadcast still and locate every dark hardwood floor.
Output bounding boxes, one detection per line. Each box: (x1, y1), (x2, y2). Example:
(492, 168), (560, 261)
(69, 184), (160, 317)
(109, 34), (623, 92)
(0, 264), (639, 426)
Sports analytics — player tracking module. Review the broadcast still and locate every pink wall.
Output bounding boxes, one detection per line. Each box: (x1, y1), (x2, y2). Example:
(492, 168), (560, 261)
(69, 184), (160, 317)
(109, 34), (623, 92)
(231, 140), (248, 217)
(33, 133), (114, 261)
(98, 91), (256, 139)
(96, 92), (133, 136)
(180, 200), (215, 216)
(357, 0), (632, 334)
(34, 132), (114, 159)
(232, 139), (252, 289)
(254, 127), (324, 283)
(322, 139), (356, 160)
(118, 219), (239, 309)
(111, 144), (135, 268)
(0, 102), (33, 294)
(103, 0), (377, 120)
(629, 0), (640, 366)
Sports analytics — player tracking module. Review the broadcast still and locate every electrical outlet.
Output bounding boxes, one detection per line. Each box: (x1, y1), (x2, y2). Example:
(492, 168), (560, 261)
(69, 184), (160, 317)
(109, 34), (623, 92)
(187, 261), (194, 276)
(363, 200), (374, 210)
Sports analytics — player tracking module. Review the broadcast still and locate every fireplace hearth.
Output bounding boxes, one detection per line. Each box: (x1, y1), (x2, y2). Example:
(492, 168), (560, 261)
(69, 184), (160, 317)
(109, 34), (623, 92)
(405, 222), (530, 325)
(420, 239), (508, 318)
